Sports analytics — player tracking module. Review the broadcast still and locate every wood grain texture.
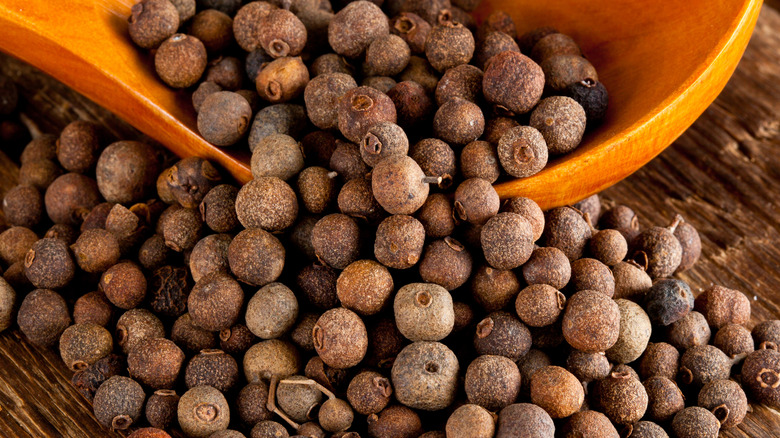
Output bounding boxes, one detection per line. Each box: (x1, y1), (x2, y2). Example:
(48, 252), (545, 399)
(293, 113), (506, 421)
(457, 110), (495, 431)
(0, 0), (762, 209)
(0, 5), (779, 438)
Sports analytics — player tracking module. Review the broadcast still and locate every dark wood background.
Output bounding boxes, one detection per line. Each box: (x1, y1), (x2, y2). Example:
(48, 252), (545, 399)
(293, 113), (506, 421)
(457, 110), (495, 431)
(1, 4), (780, 438)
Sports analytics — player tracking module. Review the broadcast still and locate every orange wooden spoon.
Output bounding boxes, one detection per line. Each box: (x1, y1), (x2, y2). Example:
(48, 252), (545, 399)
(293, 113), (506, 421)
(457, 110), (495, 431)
(0, 0), (762, 209)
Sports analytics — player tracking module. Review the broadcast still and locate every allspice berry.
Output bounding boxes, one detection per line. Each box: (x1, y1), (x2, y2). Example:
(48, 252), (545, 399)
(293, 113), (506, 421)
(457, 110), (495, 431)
(465, 354), (522, 411)
(276, 375), (324, 423)
(116, 308), (165, 354)
(566, 78), (609, 127)
(93, 376), (146, 430)
(24, 238), (76, 289)
(470, 265), (520, 312)
(164, 157), (222, 208)
(592, 371), (648, 425)
(543, 206), (592, 261)
(515, 284), (566, 328)
(243, 340), (300, 383)
(366, 405), (423, 438)
(496, 403), (555, 438)
(481, 212), (534, 270)
(155, 34), (207, 88)
(417, 193), (456, 238)
(337, 260), (393, 315)
(741, 348), (780, 409)
(425, 21), (474, 72)
(246, 282), (298, 338)
(172, 313), (218, 354)
(71, 229), (121, 273)
(146, 390), (180, 430)
(474, 311), (531, 361)
(313, 307), (367, 369)
(184, 349), (239, 393)
(198, 91), (253, 146)
(497, 125), (548, 178)
(374, 214), (426, 269)
(566, 350), (611, 382)
(632, 222), (683, 279)
(454, 178), (500, 225)
(667, 311), (711, 350)
(391, 341), (459, 411)
(529, 96), (586, 155)
(96, 141), (160, 204)
(541, 55), (598, 93)
(372, 154), (433, 215)
(200, 184), (240, 233)
(643, 376), (685, 422)
(433, 98), (484, 145)
(606, 299), (652, 364)
(714, 323), (755, 359)
(237, 382), (272, 425)
(189, 233), (231, 283)
(128, 0), (179, 49)
(521, 246), (571, 290)
(678, 345), (731, 388)
(305, 73), (358, 131)
(59, 323), (113, 371)
(257, 9), (306, 57)
(645, 278), (694, 326)
(674, 219), (701, 273)
(161, 207), (205, 252)
(570, 258), (615, 296)
(3, 184), (43, 228)
(445, 404), (495, 438)
(178, 385), (230, 437)
(562, 290), (620, 353)
(328, 1), (389, 58)
(189, 272), (244, 331)
(671, 407), (720, 438)
(228, 228), (285, 286)
(394, 282), (454, 342)
(483, 51), (544, 114)
(530, 366), (584, 419)
(297, 167), (337, 214)
(418, 237), (473, 291)
(44, 174), (101, 226)
(697, 379), (747, 429)
(100, 261), (147, 310)
(128, 428), (172, 438)
(311, 214), (361, 270)
(561, 410), (619, 438)
(390, 12), (430, 55)
(753, 320), (780, 351)
(0, 226), (38, 266)
(409, 138), (456, 189)
(589, 228), (628, 266)
(347, 371), (393, 415)
(319, 398), (354, 432)
(365, 34), (412, 76)
(694, 285), (751, 328)
(361, 122), (409, 167)
(460, 140), (500, 183)
(128, 337), (185, 389)
(337, 86), (397, 144)
(235, 176), (298, 232)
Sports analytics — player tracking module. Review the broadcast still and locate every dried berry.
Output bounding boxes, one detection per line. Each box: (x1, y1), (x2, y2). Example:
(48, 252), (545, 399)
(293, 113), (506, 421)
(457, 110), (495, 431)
(667, 311), (711, 350)
(233, 2), (276, 52)
(470, 265), (520, 312)
(394, 282), (454, 341)
(531, 33), (581, 63)
(476, 31), (520, 69)
(387, 80), (434, 129)
(752, 320), (780, 350)
(741, 348), (780, 409)
(178, 385), (230, 437)
(518, 349), (552, 396)
(93, 376), (145, 430)
(337, 176), (384, 221)
(246, 282), (298, 338)
(18, 290), (70, 344)
(606, 299), (651, 364)
(337, 86), (397, 143)
(191, 9), (233, 54)
(251, 421), (289, 438)
(237, 382), (272, 425)
(643, 376), (685, 422)
(3, 184), (43, 228)
(561, 410), (619, 438)
(530, 365), (584, 419)
(236, 177), (298, 232)
(71, 354), (125, 402)
(313, 307), (367, 369)
(409, 138), (456, 188)
(671, 407), (720, 438)
(189, 234), (231, 282)
(128, 337), (185, 389)
(328, 1), (389, 58)
(256, 56), (310, 103)
(674, 219), (701, 273)
(529, 96), (586, 155)
(542, 206), (592, 261)
(193, 81), (222, 113)
(347, 371), (392, 415)
(418, 237), (473, 290)
(249, 104), (308, 151)
(330, 140), (370, 182)
(713, 324), (754, 359)
(445, 404), (495, 438)
(96, 140), (160, 203)
(24, 238), (75, 289)
(698, 379), (747, 429)
(483, 51), (544, 114)
(0, 227), (36, 266)
(45, 173), (102, 226)
(453, 178), (499, 225)
(148, 265), (190, 317)
(541, 55), (598, 93)
(311, 214), (360, 269)
(570, 258), (615, 296)
(589, 228), (628, 266)
(172, 313), (218, 354)
(296, 262), (339, 309)
(361, 122), (409, 167)
(460, 141), (500, 183)
(146, 390), (180, 430)
(365, 34), (411, 76)
(366, 405), (423, 438)
(228, 228), (285, 286)
(500, 198), (545, 241)
(482, 212), (534, 270)
(390, 12), (430, 54)
(678, 345), (731, 388)
(433, 98), (484, 145)
(198, 91), (252, 146)
(496, 403), (554, 438)
(694, 285), (751, 328)
(184, 349), (239, 393)
(319, 398), (354, 432)
(59, 323), (113, 371)
(514, 284), (566, 327)
(100, 261), (147, 309)
(425, 21), (474, 72)
(611, 261), (652, 301)
(116, 308), (165, 354)
(304, 73), (358, 130)
(70, 229), (121, 273)
(391, 341), (459, 410)
(632, 221), (683, 279)
(497, 125), (548, 178)
(128, 0), (180, 49)
(566, 350), (611, 382)
(164, 157), (222, 208)
(592, 371), (648, 425)
(336, 260), (393, 315)
(199, 184), (239, 233)
(189, 272), (244, 331)
(155, 34), (207, 88)
(562, 290), (620, 353)
(465, 354), (521, 411)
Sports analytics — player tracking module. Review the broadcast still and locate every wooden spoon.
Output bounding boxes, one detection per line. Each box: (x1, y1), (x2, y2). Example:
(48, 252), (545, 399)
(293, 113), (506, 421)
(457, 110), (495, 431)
(0, 0), (762, 209)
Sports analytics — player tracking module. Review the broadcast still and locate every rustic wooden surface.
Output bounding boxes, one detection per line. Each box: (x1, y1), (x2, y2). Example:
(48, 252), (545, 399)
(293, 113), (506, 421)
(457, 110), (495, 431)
(1, 5), (780, 438)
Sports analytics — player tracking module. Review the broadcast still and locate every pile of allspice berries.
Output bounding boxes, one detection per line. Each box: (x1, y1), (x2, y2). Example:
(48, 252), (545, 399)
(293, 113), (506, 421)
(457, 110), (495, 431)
(0, 0), (778, 438)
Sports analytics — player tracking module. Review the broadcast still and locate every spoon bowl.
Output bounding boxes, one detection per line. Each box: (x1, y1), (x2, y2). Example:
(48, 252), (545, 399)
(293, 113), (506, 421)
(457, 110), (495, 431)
(0, 0), (762, 208)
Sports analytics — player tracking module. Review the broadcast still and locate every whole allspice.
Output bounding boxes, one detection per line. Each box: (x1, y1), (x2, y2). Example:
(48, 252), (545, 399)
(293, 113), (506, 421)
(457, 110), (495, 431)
(146, 390), (180, 430)
(464, 354), (522, 411)
(71, 229), (121, 273)
(235, 176), (298, 232)
(2, 184), (43, 228)
(127, 337), (185, 389)
(694, 285), (751, 328)
(474, 311), (532, 361)
(313, 307), (367, 369)
(445, 404), (495, 438)
(561, 410), (620, 438)
(483, 51), (544, 114)
(529, 96), (586, 155)
(372, 154), (433, 215)
(632, 220), (683, 279)
(643, 376), (685, 423)
(561, 290), (620, 353)
(17, 289), (71, 347)
(245, 282), (298, 338)
(671, 407), (720, 438)
(337, 260), (394, 316)
(391, 341), (459, 411)
(481, 212), (534, 270)
(96, 141), (160, 204)
(189, 272), (244, 331)
(741, 348), (780, 409)
(592, 371), (649, 425)
(346, 371), (393, 416)
(100, 261), (147, 310)
(495, 403), (555, 438)
(543, 206), (592, 261)
(454, 178), (500, 225)
(198, 91), (252, 146)
(310, 213), (361, 270)
(128, 0), (180, 49)
(319, 398), (354, 433)
(337, 86), (397, 144)
(432, 98), (484, 145)
(418, 237), (473, 291)
(697, 379), (748, 429)
(566, 350), (611, 382)
(59, 323), (113, 371)
(521, 246), (571, 290)
(394, 282), (454, 342)
(515, 284), (566, 328)
(155, 34), (207, 88)
(178, 385), (230, 437)
(497, 125), (548, 178)
(678, 345), (731, 388)
(645, 278), (694, 326)
(163, 157), (222, 208)
(366, 405), (423, 438)
(276, 375), (324, 423)
(328, 1), (390, 58)
(24, 237), (76, 289)
(227, 228), (285, 286)
(374, 214), (426, 269)
(470, 265), (521, 312)
(530, 365), (584, 419)
(93, 376), (146, 430)
(606, 299), (652, 364)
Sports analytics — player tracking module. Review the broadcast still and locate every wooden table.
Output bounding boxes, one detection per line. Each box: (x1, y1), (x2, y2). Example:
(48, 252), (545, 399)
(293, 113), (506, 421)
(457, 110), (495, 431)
(1, 5), (780, 438)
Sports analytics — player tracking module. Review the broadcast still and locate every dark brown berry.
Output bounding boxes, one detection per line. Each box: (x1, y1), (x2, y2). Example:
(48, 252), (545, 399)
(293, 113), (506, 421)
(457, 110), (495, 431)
(470, 265), (520, 312)
(116, 308), (165, 354)
(632, 222), (683, 279)
(304, 73), (358, 130)
(599, 204), (640, 241)
(249, 104), (307, 151)
(671, 407), (720, 438)
(514, 284), (566, 328)
(70, 229), (121, 273)
(164, 157), (222, 208)
(73, 291), (113, 327)
(566, 350), (611, 382)
(496, 403), (554, 438)
(220, 323), (256, 356)
(530, 365), (584, 419)
(171, 313), (218, 354)
(419, 237), (473, 290)
(128, 0), (180, 49)
(391, 341), (459, 410)
(752, 320), (780, 351)
(311, 214), (360, 270)
(184, 349), (239, 392)
(178, 385), (230, 437)
(365, 34), (411, 76)
(483, 51), (544, 114)
(445, 404), (495, 438)
(3, 185), (43, 228)
(313, 307), (367, 369)
(146, 390), (179, 430)
(566, 78), (609, 127)
(191, 10), (234, 54)
(148, 265), (190, 317)
(589, 229), (628, 266)
(481, 212), (534, 270)
(337, 176), (384, 221)
(100, 261), (147, 309)
(433, 98), (484, 145)
(337, 86), (397, 143)
(390, 12), (430, 55)
(235, 177), (298, 232)
(59, 323), (113, 371)
(453, 178), (499, 225)
(667, 311), (711, 350)
(17, 289), (71, 347)
(189, 272), (244, 331)
(361, 122), (409, 167)
(128, 337), (185, 389)
(643, 375), (685, 422)
(198, 91), (253, 146)
(296, 262), (339, 309)
(694, 285), (751, 328)
(189, 233), (231, 282)
(96, 141), (160, 204)
(698, 379), (747, 429)
(678, 345), (731, 388)
(71, 354), (125, 402)
(93, 376), (145, 430)
(347, 371), (393, 415)
(592, 371), (648, 425)
(367, 405), (423, 438)
(562, 290), (620, 353)
(542, 206), (592, 261)
(45, 173), (102, 226)
(329, 140), (370, 182)
(612, 261), (653, 301)
(741, 348), (780, 409)
(386, 80), (435, 129)
(425, 21), (474, 72)
(237, 382), (273, 425)
(228, 228), (285, 286)
(674, 219), (701, 273)
(233, 1), (276, 52)
(155, 34), (207, 88)
(460, 141), (500, 183)
(200, 184), (240, 233)
(639, 342), (680, 381)
(336, 260), (393, 315)
(645, 278), (694, 326)
(529, 96), (586, 155)
(328, 1), (389, 58)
